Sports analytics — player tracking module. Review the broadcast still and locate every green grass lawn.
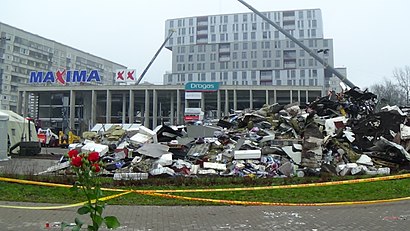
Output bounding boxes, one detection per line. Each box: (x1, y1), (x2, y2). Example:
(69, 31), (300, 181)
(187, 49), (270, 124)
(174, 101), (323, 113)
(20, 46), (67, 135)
(1, 174), (410, 206)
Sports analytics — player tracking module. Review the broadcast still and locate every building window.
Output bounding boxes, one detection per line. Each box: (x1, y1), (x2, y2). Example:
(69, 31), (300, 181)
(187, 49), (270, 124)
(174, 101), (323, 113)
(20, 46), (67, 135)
(201, 73), (206, 81)
(252, 60), (257, 68)
(275, 60), (280, 68)
(298, 11), (304, 19)
(274, 31), (279, 39)
(232, 52), (238, 60)
(242, 52), (247, 59)
(233, 71), (238, 80)
(251, 71), (256, 79)
(312, 69), (318, 77)
(242, 71), (247, 79)
(211, 72), (216, 80)
(311, 29), (316, 37)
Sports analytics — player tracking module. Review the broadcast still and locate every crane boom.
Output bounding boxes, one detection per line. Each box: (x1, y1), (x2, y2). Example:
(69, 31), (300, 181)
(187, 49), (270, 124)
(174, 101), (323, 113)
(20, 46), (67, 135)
(236, 0), (356, 89)
(136, 29), (175, 85)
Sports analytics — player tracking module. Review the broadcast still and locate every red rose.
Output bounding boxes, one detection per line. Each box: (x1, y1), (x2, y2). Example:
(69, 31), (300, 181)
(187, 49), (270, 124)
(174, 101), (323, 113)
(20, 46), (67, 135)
(71, 156), (83, 167)
(88, 152), (100, 162)
(68, 149), (79, 158)
(92, 163), (101, 173)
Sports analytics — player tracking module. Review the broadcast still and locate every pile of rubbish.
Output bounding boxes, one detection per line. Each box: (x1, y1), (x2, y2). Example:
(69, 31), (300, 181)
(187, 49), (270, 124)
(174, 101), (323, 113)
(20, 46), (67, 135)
(40, 87), (410, 179)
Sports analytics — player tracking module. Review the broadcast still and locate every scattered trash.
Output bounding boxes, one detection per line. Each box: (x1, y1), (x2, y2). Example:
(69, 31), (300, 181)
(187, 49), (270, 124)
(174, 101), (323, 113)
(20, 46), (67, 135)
(39, 88), (410, 179)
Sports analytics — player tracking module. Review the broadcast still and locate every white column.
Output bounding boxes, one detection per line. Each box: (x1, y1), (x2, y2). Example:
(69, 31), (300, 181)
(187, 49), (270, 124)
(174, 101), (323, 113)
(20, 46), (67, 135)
(91, 90), (97, 127)
(265, 90), (269, 105)
(152, 89), (158, 128)
(144, 89), (150, 127)
(106, 90), (111, 124)
(122, 93), (126, 124)
(233, 89), (237, 111)
(128, 90), (134, 123)
(70, 90), (76, 129)
(274, 89), (277, 103)
(224, 89), (229, 116)
(290, 90), (293, 104)
(298, 90), (301, 104)
(170, 92), (175, 125)
(201, 92), (205, 112)
(176, 89), (181, 124)
(306, 90), (309, 104)
(217, 90), (221, 118)
(249, 89), (253, 109)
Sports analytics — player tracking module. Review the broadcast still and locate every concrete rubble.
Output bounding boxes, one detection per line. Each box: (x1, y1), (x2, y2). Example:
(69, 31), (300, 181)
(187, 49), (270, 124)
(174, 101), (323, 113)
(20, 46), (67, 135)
(39, 87), (410, 179)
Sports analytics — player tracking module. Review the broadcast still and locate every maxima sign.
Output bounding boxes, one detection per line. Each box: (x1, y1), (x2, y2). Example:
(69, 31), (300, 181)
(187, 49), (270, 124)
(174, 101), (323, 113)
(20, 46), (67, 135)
(29, 70), (101, 85)
(185, 82), (219, 92)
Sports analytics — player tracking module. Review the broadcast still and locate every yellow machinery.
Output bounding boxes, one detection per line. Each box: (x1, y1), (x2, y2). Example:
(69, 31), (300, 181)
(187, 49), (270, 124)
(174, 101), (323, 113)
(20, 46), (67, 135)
(59, 130), (81, 148)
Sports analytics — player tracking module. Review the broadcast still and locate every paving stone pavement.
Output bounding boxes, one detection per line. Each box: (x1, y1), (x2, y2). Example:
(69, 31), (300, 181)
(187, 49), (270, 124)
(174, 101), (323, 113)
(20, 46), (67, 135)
(1, 153), (410, 230)
(0, 200), (410, 231)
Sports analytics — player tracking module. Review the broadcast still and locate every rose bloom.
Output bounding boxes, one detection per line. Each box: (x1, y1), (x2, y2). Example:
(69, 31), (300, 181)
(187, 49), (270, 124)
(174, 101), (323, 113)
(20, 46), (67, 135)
(68, 149), (79, 158)
(92, 163), (101, 173)
(71, 155), (83, 167)
(88, 152), (100, 162)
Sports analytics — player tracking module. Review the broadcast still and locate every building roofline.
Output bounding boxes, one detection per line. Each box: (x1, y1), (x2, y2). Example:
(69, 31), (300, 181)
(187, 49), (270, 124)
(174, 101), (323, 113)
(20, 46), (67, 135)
(0, 21), (127, 68)
(165, 8), (322, 21)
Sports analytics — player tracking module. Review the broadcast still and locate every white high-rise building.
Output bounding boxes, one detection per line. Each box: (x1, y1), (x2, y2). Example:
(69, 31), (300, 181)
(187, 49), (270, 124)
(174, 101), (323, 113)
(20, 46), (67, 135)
(163, 9), (344, 91)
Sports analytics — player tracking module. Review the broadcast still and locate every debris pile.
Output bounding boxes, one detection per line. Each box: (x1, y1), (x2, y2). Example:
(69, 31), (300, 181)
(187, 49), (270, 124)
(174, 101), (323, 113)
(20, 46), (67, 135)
(40, 87), (410, 179)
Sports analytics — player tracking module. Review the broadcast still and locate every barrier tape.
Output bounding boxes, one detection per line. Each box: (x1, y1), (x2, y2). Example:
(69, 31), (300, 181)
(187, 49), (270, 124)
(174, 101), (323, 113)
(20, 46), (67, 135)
(143, 192), (410, 206)
(2, 173), (410, 193)
(0, 191), (132, 210)
(1, 174), (410, 209)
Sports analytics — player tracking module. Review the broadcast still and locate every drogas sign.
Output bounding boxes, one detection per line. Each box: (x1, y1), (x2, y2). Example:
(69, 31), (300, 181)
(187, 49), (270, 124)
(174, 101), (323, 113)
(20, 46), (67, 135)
(185, 82), (219, 92)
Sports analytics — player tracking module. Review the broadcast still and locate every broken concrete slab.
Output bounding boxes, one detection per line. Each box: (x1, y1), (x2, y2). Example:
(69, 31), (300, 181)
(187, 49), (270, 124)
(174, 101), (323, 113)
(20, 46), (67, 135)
(282, 146), (301, 165)
(137, 143), (170, 158)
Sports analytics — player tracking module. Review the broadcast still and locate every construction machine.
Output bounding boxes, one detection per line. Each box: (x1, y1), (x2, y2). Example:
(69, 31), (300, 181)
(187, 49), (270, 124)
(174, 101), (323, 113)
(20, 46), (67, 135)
(59, 130), (81, 148)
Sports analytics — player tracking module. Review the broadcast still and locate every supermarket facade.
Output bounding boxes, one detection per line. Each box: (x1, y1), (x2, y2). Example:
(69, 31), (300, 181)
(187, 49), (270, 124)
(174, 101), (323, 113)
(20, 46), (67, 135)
(17, 80), (322, 133)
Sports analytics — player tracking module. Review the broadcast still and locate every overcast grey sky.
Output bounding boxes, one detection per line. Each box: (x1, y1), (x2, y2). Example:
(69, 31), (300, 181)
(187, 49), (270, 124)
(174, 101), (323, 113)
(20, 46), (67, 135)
(1, 0), (409, 89)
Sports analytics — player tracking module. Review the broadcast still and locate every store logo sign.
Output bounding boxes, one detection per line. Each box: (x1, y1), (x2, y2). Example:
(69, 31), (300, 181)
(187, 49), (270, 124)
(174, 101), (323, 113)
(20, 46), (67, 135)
(185, 82), (219, 92)
(29, 70), (101, 85)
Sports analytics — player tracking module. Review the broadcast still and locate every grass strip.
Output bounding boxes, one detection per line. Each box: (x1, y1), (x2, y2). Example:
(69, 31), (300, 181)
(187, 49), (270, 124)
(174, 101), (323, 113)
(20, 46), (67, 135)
(1, 178), (410, 206)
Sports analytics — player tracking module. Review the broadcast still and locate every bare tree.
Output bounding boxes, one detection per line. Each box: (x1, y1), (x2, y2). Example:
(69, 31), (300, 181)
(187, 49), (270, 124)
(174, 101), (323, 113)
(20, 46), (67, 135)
(393, 66), (410, 105)
(370, 78), (405, 106)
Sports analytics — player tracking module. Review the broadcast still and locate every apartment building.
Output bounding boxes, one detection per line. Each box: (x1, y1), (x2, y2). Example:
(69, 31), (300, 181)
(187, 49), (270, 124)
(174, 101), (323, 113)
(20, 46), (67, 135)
(163, 9), (344, 91)
(0, 22), (126, 112)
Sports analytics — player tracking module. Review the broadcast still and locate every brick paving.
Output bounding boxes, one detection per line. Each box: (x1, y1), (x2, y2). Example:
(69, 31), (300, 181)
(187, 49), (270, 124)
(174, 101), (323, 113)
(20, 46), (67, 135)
(0, 200), (410, 230)
(1, 152), (410, 230)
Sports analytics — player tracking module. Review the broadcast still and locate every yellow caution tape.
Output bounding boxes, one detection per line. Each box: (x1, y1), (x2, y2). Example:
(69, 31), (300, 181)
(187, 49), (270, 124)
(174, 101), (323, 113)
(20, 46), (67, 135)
(144, 192), (410, 206)
(1, 173), (410, 194)
(135, 173), (410, 193)
(0, 191), (131, 210)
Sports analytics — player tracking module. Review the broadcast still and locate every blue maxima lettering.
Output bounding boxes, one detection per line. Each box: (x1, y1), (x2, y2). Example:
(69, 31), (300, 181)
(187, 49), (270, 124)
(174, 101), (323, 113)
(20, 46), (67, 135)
(29, 70), (101, 83)
(30, 72), (43, 83)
